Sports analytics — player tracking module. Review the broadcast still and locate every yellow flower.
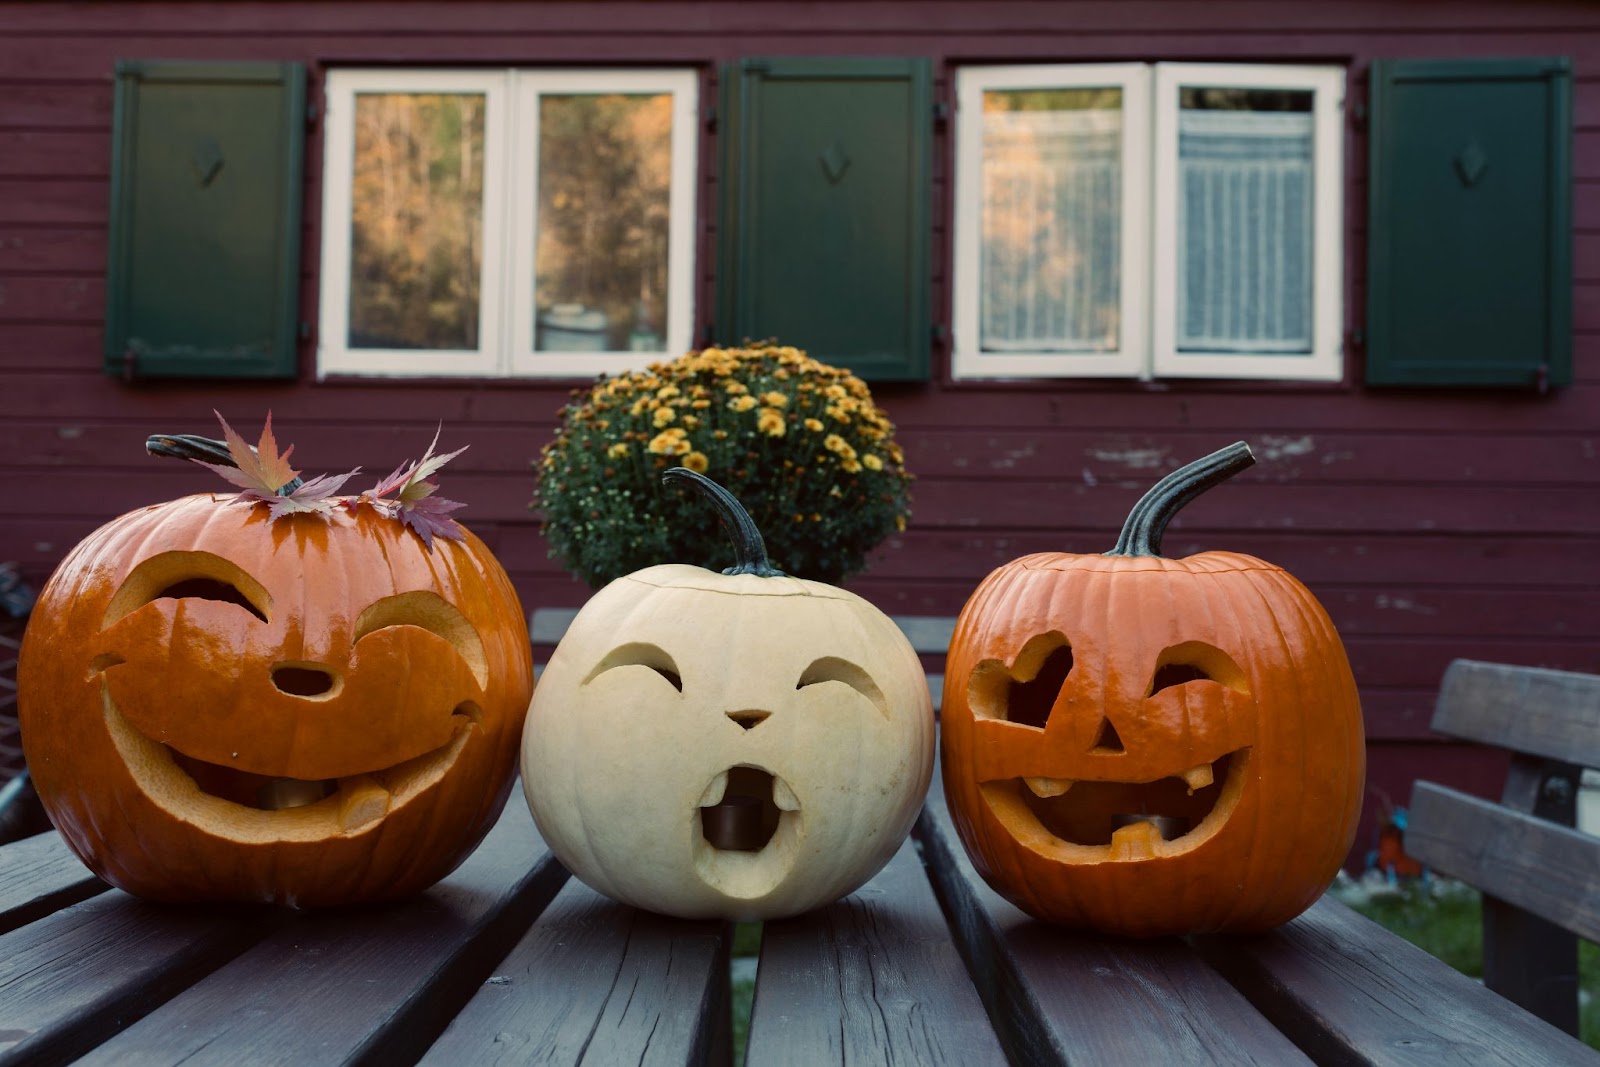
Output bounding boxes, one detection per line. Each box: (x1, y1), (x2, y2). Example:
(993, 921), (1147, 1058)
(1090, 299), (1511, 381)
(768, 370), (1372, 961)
(862, 454), (884, 471)
(725, 380), (749, 395)
(842, 459), (862, 473)
(760, 391), (788, 408)
(730, 395), (758, 413)
(713, 429), (729, 440)
(811, 513), (822, 521)
(757, 409), (786, 437)
(824, 384), (847, 399)
(682, 415), (701, 430)
(657, 384), (680, 399)
(647, 428), (690, 455)
(682, 451), (709, 473)
(823, 434), (848, 453)
(825, 405), (850, 423)
(691, 399), (711, 409)
(607, 442), (630, 459)
(895, 514), (907, 532)
(653, 406), (676, 428)
(803, 417), (824, 432)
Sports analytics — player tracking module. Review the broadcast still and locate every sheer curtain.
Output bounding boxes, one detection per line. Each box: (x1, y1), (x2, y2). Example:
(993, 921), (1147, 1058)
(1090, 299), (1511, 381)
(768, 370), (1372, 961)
(1176, 109), (1314, 354)
(980, 109), (1122, 352)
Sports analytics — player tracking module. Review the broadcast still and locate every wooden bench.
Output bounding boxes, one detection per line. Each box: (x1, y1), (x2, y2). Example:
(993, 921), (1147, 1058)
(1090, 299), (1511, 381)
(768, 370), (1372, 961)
(3, 765), (1595, 1064)
(1407, 658), (1600, 1037)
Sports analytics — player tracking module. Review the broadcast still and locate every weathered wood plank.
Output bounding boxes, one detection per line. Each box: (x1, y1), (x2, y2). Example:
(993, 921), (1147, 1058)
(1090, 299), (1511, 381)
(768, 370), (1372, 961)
(73, 801), (568, 1066)
(0, 891), (269, 1067)
(915, 771), (1309, 1065)
(1407, 782), (1600, 944)
(744, 838), (1004, 1066)
(0, 829), (105, 935)
(1192, 897), (1600, 1066)
(1431, 660), (1600, 768)
(419, 880), (729, 1066)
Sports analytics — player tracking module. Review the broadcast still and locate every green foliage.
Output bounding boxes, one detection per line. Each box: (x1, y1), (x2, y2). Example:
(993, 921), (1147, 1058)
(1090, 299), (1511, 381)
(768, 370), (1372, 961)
(534, 343), (913, 588)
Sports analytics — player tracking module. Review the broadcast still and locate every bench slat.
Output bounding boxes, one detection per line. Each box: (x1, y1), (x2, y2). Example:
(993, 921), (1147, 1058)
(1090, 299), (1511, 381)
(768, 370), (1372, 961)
(73, 801), (568, 1067)
(1432, 659), (1600, 768)
(0, 829), (105, 935)
(915, 769), (1310, 1066)
(1407, 781), (1600, 944)
(419, 879), (729, 1066)
(1192, 896), (1600, 1065)
(744, 838), (1005, 1066)
(0, 892), (267, 1066)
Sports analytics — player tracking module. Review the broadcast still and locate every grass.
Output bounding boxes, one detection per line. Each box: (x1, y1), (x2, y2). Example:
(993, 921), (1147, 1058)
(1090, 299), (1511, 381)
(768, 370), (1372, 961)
(730, 922), (761, 1065)
(1343, 880), (1599, 1049)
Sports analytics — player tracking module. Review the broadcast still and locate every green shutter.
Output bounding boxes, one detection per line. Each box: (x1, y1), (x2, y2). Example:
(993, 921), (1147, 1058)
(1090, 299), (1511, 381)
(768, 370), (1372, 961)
(1367, 57), (1572, 389)
(105, 61), (306, 379)
(718, 58), (931, 381)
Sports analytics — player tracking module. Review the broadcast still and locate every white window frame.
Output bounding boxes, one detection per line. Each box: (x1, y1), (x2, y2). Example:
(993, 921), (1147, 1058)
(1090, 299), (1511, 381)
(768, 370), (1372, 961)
(953, 64), (1150, 381)
(318, 68), (699, 380)
(952, 62), (1345, 383)
(1151, 63), (1345, 382)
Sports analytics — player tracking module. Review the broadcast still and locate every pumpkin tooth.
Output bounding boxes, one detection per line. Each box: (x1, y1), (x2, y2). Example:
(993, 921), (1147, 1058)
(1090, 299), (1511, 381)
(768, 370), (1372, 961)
(772, 777), (800, 811)
(1024, 776), (1073, 798)
(338, 775), (391, 833)
(1180, 763), (1214, 793)
(1107, 818), (1164, 859)
(697, 770), (730, 808)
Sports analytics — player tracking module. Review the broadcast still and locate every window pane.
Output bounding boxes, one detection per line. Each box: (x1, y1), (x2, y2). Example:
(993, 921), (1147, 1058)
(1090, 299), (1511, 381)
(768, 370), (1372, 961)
(348, 93), (485, 351)
(534, 93), (673, 353)
(980, 88), (1122, 353)
(1177, 88), (1314, 354)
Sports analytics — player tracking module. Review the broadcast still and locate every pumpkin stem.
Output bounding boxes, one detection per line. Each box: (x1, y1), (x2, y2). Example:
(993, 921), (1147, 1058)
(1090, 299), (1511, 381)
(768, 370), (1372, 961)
(1106, 441), (1255, 558)
(145, 434), (305, 496)
(663, 467), (784, 578)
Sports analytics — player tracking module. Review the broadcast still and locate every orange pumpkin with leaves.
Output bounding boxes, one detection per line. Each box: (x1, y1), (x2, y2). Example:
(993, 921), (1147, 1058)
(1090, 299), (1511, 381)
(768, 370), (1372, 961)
(18, 418), (532, 906)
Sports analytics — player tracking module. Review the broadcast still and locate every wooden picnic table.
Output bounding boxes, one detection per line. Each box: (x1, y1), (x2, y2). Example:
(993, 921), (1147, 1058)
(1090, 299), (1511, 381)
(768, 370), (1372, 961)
(2, 755), (1595, 1066)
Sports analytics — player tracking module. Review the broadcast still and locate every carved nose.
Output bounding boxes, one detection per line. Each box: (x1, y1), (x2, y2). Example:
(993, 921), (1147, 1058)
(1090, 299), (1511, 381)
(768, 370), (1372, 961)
(272, 665), (337, 697)
(726, 709), (770, 731)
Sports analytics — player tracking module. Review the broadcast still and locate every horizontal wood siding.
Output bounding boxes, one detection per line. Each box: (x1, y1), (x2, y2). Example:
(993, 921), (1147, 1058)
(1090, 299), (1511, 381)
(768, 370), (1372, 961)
(2, 0), (1598, 866)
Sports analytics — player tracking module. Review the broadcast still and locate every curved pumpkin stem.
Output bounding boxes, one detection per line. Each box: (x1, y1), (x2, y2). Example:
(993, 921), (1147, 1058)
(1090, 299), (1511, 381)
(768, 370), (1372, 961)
(663, 467), (784, 578)
(145, 433), (305, 496)
(1106, 441), (1255, 558)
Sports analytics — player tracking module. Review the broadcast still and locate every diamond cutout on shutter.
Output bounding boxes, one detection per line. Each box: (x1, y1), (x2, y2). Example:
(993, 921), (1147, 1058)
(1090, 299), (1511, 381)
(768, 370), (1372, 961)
(1454, 139), (1488, 188)
(192, 135), (225, 187)
(818, 141), (851, 184)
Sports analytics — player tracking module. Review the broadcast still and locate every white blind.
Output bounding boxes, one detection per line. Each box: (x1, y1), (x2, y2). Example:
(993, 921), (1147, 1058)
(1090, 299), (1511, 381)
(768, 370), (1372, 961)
(1176, 109), (1314, 353)
(980, 109), (1121, 352)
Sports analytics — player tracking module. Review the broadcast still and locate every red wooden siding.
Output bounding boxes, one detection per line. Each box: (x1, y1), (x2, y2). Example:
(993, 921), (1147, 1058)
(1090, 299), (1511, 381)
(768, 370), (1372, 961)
(2, 0), (1598, 868)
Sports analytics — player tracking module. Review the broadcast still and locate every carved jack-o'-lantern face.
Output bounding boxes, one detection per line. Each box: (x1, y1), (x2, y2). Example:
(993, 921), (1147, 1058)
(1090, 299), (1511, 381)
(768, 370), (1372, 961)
(19, 495), (533, 906)
(522, 471), (935, 920)
(941, 444), (1365, 937)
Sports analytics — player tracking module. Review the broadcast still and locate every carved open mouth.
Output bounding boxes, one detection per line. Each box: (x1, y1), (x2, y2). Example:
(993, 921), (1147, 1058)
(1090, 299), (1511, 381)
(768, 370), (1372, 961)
(981, 749), (1250, 860)
(101, 685), (479, 842)
(692, 764), (804, 900)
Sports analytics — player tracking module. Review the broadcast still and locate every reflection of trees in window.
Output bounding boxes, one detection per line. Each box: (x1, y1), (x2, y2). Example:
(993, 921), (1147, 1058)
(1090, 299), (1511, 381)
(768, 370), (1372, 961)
(349, 93), (484, 351)
(535, 94), (672, 352)
(980, 88), (1122, 353)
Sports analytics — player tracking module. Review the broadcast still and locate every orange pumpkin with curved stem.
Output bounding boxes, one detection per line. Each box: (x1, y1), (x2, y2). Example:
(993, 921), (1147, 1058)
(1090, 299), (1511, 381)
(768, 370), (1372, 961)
(940, 442), (1365, 937)
(18, 435), (532, 907)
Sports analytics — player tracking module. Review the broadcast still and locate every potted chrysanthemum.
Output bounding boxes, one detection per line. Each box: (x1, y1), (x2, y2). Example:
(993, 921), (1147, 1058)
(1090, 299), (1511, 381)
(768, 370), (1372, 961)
(533, 342), (912, 587)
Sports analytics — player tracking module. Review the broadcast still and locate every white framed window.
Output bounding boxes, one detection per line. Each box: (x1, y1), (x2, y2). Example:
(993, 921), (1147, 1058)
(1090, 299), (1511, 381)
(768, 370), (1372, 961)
(318, 68), (699, 379)
(954, 63), (1345, 382)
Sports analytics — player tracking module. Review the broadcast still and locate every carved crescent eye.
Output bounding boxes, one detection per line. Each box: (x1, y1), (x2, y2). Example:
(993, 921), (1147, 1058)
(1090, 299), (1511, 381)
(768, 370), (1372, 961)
(1147, 641), (1250, 697)
(354, 591), (489, 689)
(582, 642), (683, 692)
(796, 656), (889, 719)
(102, 551), (272, 628)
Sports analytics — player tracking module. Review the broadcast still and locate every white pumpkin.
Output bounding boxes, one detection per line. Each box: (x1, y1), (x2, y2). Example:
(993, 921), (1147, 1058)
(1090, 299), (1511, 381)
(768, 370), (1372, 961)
(520, 470), (935, 920)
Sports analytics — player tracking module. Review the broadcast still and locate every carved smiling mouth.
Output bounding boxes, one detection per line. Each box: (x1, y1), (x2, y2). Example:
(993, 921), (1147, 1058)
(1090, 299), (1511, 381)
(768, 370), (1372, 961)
(101, 686), (480, 842)
(981, 748), (1251, 860)
(692, 764), (804, 900)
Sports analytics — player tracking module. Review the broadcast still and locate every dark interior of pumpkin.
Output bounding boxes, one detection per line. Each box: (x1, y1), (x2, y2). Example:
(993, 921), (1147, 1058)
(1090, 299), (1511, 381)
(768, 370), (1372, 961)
(1012, 752), (1233, 845)
(700, 766), (781, 852)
